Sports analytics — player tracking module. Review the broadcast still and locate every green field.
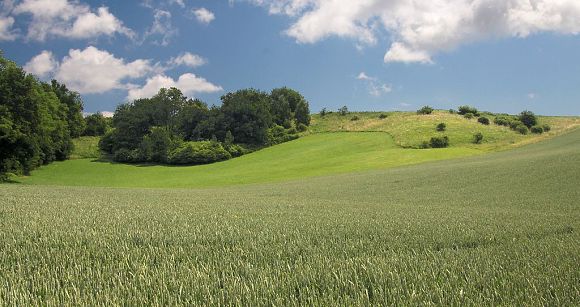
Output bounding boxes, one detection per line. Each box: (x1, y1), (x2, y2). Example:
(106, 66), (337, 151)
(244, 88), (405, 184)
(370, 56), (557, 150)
(1, 127), (579, 304)
(16, 111), (580, 188)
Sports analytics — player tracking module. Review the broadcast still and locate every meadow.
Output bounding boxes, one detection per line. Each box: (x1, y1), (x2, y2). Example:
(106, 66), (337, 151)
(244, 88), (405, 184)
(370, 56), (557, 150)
(1, 127), (579, 305)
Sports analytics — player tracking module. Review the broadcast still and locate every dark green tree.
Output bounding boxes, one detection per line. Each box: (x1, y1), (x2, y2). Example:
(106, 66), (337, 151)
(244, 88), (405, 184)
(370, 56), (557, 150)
(50, 80), (85, 138)
(518, 110), (537, 128)
(221, 89), (272, 145)
(83, 113), (110, 136)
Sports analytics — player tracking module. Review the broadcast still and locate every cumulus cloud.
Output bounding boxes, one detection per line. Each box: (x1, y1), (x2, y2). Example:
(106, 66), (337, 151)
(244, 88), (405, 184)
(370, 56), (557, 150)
(54, 46), (154, 94)
(356, 71), (392, 97)
(23, 50), (57, 77)
(12, 0), (134, 41)
(250, 0), (580, 64)
(127, 73), (222, 101)
(144, 9), (177, 46)
(168, 52), (207, 68)
(193, 8), (215, 25)
(0, 16), (17, 41)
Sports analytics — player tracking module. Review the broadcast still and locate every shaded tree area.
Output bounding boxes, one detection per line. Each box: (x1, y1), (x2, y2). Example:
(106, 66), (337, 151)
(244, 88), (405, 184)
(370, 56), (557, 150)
(100, 87), (311, 165)
(0, 53), (85, 179)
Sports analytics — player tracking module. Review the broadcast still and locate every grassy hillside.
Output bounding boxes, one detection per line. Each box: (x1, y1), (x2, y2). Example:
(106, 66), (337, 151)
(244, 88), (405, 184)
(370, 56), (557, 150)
(69, 136), (101, 159)
(1, 129), (579, 305)
(310, 111), (580, 149)
(19, 132), (480, 188)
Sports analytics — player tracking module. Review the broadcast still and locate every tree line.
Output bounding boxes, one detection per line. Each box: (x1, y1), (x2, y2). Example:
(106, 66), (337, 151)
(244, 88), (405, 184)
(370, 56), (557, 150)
(99, 87), (311, 164)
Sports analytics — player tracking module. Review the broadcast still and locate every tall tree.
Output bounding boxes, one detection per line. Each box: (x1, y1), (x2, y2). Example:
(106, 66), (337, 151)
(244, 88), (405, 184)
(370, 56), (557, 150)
(50, 80), (86, 138)
(221, 89), (272, 145)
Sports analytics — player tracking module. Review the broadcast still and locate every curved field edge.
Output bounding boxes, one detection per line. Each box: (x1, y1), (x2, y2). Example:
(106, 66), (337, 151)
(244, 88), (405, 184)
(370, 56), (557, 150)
(0, 128), (578, 305)
(15, 132), (483, 188)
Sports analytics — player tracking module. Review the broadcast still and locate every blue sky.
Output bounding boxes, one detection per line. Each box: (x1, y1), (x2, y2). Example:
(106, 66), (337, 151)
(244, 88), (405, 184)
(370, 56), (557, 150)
(1, 0), (579, 115)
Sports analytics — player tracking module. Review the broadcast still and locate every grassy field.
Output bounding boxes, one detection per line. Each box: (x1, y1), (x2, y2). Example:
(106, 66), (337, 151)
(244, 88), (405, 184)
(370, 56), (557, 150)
(310, 111), (580, 149)
(69, 136), (101, 159)
(1, 128), (579, 305)
(16, 111), (580, 188)
(18, 132), (481, 188)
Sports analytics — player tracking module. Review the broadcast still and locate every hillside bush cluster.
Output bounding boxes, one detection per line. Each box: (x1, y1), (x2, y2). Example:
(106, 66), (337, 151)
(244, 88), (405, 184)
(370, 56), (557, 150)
(417, 106), (434, 115)
(429, 136), (449, 148)
(458, 105), (480, 117)
(99, 87), (310, 165)
(478, 117), (490, 125)
(0, 54), (85, 178)
(493, 111), (540, 135)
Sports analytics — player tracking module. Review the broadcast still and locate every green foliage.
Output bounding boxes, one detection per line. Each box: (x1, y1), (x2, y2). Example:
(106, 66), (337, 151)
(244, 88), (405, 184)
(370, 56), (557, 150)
(429, 136), (449, 148)
(493, 115), (516, 127)
(0, 53), (76, 177)
(448, 109), (456, 114)
(83, 113), (110, 136)
(221, 88), (273, 145)
(515, 124), (529, 135)
(519, 110), (537, 128)
(477, 117), (490, 125)
(542, 124), (551, 132)
(417, 106), (434, 115)
(457, 105), (479, 116)
(464, 113), (474, 119)
(296, 123), (308, 132)
(266, 125), (299, 146)
(50, 80), (85, 138)
(320, 107), (327, 117)
(350, 115), (359, 121)
(473, 132), (484, 144)
(271, 87), (311, 127)
(338, 106), (349, 116)
(436, 122), (446, 131)
(531, 126), (544, 134)
(167, 141), (231, 165)
(378, 113), (388, 119)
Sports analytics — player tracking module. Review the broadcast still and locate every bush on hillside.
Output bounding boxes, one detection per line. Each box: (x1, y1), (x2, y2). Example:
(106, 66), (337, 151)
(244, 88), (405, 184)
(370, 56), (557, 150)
(493, 115), (513, 127)
(531, 126), (544, 134)
(351, 115), (359, 121)
(430, 136), (449, 148)
(478, 117), (490, 125)
(378, 113), (388, 119)
(448, 109), (456, 114)
(458, 105), (479, 116)
(436, 123), (446, 131)
(320, 107), (327, 117)
(464, 113), (474, 119)
(515, 124), (529, 135)
(473, 132), (484, 144)
(266, 125), (299, 146)
(167, 141), (231, 165)
(338, 106), (349, 116)
(417, 106), (434, 115)
(542, 124), (551, 132)
(518, 110), (537, 128)
(296, 123), (308, 132)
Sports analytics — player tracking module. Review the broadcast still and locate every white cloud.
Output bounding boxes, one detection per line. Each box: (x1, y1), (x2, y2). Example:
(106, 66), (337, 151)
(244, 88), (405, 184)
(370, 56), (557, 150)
(193, 8), (215, 25)
(528, 92), (537, 99)
(0, 16), (17, 41)
(127, 73), (222, 101)
(24, 50), (57, 77)
(250, 0), (580, 64)
(168, 52), (206, 68)
(356, 72), (374, 81)
(13, 0), (133, 41)
(54, 46), (154, 94)
(144, 9), (177, 46)
(356, 71), (392, 97)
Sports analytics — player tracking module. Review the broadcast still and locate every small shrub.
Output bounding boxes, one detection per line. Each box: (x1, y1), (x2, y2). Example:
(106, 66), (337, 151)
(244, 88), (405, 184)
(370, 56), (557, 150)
(436, 123), (446, 131)
(493, 115), (513, 127)
(320, 107), (327, 117)
(458, 105), (479, 116)
(515, 124), (529, 135)
(542, 124), (551, 132)
(464, 113), (474, 119)
(351, 115), (359, 121)
(430, 136), (449, 148)
(224, 144), (245, 157)
(378, 113), (388, 119)
(419, 141), (430, 149)
(417, 106), (434, 115)
(478, 117), (490, 125)
(531, 126), (544, 134)
(296, 123), (308, 132)
(473, 132), (484, 144)
(168, 141), (231, 165)
(448, 109), (456, 114)
(518, 110), (537, 128)
(113, 148), (138, 163)
(338, 106), (349, 116)
(509, 120), (521, 130)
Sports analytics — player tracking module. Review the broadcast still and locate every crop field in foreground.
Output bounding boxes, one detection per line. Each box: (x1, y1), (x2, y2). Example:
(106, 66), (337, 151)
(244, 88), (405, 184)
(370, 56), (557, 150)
(1, 129), (579, 305)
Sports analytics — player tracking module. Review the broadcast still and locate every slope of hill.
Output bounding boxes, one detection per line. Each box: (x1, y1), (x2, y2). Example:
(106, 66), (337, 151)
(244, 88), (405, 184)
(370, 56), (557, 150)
(1, 127), (579, 305)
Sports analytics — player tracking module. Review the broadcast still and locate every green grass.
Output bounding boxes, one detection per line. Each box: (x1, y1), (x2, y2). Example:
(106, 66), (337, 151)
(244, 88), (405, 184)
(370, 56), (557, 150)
(69, 136), (101, 159)
(19, 132), (481, 188)
(1, 128), (579, 305)
(310, 111), (580, 149)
